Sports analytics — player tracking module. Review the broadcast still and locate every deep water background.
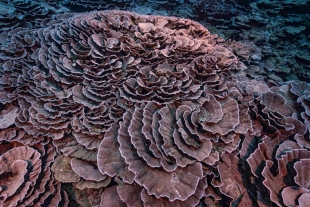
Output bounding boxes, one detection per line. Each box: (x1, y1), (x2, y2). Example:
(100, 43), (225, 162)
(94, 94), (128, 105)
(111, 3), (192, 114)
(1, 0), (309, 84)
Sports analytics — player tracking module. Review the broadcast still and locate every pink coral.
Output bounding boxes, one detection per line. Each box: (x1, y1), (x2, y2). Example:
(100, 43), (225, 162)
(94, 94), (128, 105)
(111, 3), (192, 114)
(0, 144), (68, 206)
(0, 10), (309, 207)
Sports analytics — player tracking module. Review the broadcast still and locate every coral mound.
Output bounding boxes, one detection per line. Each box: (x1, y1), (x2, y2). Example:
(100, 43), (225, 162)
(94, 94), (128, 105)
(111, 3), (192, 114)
(0, 10), (309, 207)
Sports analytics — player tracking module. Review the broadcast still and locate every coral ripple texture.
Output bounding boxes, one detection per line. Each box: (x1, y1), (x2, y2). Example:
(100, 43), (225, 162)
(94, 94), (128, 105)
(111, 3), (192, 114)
(0, 9), (309, 207)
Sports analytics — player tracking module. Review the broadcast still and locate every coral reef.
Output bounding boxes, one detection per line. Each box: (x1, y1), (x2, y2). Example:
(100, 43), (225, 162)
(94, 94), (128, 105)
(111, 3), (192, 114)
(0, 1), (309, 207)
(1, 0), (309, 83)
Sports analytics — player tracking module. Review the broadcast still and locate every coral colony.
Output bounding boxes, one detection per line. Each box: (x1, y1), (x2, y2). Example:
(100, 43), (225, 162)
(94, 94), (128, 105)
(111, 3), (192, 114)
(0, 3), (309, 207)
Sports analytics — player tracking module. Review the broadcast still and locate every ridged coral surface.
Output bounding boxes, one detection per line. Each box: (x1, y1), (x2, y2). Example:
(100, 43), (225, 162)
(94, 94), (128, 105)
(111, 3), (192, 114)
(0, 10), (310, 207)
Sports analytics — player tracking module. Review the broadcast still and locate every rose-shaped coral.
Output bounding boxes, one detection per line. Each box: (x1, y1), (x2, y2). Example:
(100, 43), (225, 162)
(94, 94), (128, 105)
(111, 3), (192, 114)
(96, 96), (253, 205)
(262, 149), (310, 207)
(0, 144), (68, 207)
(1, 10), (309, 207)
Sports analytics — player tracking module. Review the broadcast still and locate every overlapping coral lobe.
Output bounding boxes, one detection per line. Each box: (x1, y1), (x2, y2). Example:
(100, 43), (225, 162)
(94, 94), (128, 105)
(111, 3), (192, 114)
(1, 10), (240, 149)
(0, 9), (309, 207)
(0, 143), (68, 207)
(98, 96), (246, 205)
